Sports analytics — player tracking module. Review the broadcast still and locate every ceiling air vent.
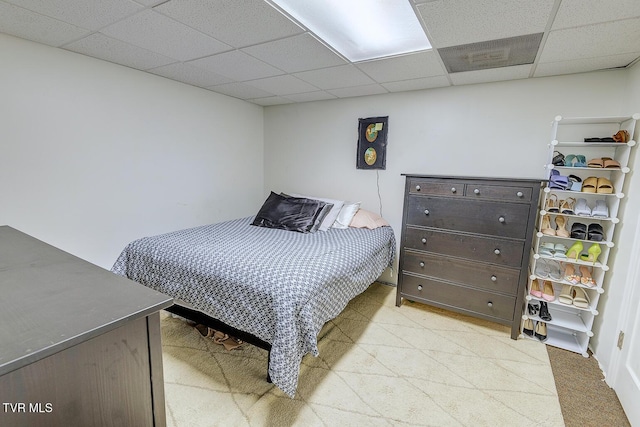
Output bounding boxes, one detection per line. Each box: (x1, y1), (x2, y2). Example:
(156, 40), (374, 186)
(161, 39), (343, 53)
(439, 33), (543, 73)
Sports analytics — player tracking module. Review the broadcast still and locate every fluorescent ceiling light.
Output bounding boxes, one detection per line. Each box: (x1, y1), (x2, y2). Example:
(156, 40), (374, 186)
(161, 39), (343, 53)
(270, 0), (431, 62)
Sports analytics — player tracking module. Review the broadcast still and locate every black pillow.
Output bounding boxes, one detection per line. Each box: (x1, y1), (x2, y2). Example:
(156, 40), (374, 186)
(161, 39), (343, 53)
(252, 192), (331, 233)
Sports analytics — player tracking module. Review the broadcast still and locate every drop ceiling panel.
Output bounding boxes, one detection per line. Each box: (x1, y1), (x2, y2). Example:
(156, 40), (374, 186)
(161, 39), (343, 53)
(327, 84), (388, 99)
(154, 0), (303, 48)
(64, 33), (175, 70)
(552, 0), (640, 29)
(4, 0), (143, 30)
(149, 62), (233, 87)
(101, 9), (231, 61)
(417, 0), (556, 48)
(356, 51), (445, 82)
(245, 75), (319, 96)
(382, 76), (450, 92)
(242, 33), (346, 73)
(293, 65), (374, 90)
(249, 96), (293, 106)
(283, 91), (337, 103)
(540, 18), (640, 63)
(534, 53), (640, 77)
(0, 2), (90, 47)
(449, 64), (532, 85)
(209, 82), (274, 99)
(189, 50), (284, 81)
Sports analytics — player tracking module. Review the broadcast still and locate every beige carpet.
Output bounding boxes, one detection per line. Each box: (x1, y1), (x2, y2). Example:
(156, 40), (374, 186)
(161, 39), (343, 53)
(161, 283), (564, 426)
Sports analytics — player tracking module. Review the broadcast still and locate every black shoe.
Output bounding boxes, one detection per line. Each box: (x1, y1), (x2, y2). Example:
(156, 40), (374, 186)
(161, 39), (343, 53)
(528, 302), (539, 316)
(539, 301), (552, 321)
(535, 321), (548, 342)
(523, 319), (535, 337)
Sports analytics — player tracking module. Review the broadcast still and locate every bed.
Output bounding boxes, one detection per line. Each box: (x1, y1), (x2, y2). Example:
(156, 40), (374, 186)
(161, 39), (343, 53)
(111, 211), (395, 397)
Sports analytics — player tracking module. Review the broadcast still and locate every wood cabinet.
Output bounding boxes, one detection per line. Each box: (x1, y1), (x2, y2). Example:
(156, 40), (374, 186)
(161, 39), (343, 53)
(396, 175), (541, 339)
(0, 226), (173, 427)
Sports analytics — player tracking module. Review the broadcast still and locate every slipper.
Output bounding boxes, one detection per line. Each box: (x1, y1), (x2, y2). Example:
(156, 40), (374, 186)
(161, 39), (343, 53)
(534, 260), (550, 279)
(539, 242), (555, 257)
(575, 198), (591, 216)
(613, 130), (629, 142)
(596, 177), (614, 194)
(584, 137), (616, 142)
(553, 243), (567, 259)
(587, 158), (604, 168)
(552, 151), (566, 166)
(575, 155), (587, 167)
(558, 285), (574, 305)
(546, 260), (564, 281)
(530, 279), (543, 298)
(549, 171), (570, 190)
(591, 200), (609, 218)
(568, 175), (583, 191)
(541, 280), (556, 302)
(582, 177), (598, 193)
(588, 223), (605, 241)
(571, 222), (587, 239)
(572, 287), (590, 308)
(604, 158), (621, 169)
(564, 154), (577, 167)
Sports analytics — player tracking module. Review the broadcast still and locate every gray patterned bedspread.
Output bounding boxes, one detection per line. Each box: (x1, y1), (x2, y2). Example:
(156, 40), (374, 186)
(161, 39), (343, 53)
(111, 216), (395, 396)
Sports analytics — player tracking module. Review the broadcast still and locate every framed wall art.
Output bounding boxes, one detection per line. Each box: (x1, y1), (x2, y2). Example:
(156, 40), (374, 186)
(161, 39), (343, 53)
(356, 116), (388, 170)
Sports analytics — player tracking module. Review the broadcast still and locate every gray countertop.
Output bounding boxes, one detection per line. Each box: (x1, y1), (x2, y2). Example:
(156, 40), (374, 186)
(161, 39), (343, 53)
(0, 226), (173, 376)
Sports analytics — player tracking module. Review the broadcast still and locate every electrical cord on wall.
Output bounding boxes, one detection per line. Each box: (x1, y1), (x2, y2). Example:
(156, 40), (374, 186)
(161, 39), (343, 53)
(376, 170), (383, 217)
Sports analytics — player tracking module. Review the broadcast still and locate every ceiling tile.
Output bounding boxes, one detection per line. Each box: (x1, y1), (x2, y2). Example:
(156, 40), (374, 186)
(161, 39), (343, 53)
(149, 62), (233, 87)
(101, 9), (231, 61)
(356, 51), (445, 82)
(189, 50), (284, 81)
(245, 75), (319, 96)
(382, 76), (450, 92)
(449, 64), (532, 85)
(154, 0), (303, 48)
(64, 33), (175, 70)
(4, 0), (143, 30)
(327, 84), (388, 98)
(209, 82), (274, 99)
(417, 0), (556, 48)
(283, 91), (337, 103)
(0, 2), (90, 47)
(293, 65), (374, 90)
(552, 0), (640, 29)
(540, 18), (640, 63)
(242, 33), (346, 73)
(248, 96), (294, 106)
(133, 0), (165, 6)
(534, 53), (640, 77)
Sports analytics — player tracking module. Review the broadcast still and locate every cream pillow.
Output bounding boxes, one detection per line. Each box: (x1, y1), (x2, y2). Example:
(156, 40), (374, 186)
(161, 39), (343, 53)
(290, 193), (345, 231)
(332, 202), (361, 229)
(349, 209), (390, 229)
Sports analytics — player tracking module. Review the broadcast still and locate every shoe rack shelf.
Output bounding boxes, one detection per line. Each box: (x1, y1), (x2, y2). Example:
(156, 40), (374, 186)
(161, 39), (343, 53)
(522, 114), (638, 357)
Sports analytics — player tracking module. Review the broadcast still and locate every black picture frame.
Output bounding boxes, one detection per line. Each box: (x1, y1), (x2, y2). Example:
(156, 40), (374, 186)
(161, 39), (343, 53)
(356, 116), (388, 170)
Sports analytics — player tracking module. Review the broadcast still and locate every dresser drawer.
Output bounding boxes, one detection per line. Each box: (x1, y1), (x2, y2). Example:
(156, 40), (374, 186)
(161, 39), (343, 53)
(401, 273), (516, 322)
(464, 183), (533, 202)
(406, 196), (530, 239)
(402, 250), (520, 295)
(408, 178), (466, 196)
(404, 227), (525, 268)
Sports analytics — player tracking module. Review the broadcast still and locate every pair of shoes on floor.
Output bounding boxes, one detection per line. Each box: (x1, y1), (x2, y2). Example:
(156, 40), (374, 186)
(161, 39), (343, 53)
(558, 285), (591, 309)
(530, 279), (555, 302)
(523, 319), (548, 342)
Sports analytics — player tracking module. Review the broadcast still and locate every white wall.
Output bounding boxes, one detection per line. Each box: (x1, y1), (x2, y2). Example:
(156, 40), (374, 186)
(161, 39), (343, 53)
(0, 34), (265, 269)
(263, 69), (636, 374)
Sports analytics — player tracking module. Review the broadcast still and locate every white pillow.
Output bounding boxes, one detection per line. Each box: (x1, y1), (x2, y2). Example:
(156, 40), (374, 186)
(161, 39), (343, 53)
(349, 209), (390, 229)
(290, 193), (345, 231)
(332, 202), (361, 229)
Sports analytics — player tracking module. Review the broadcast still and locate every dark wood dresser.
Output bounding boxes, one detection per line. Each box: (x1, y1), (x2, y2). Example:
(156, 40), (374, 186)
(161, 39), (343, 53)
(396, 175), (541, 339)
(0, 226), (173, 426)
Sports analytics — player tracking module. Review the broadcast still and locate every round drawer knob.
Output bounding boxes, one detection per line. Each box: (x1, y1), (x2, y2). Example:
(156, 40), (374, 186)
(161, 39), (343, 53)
(474, 189), (480, 195)
(421, 238), (427, 244)
(491, 275), (497, 282)
(415, 185), (421, 191)
(487, 302), (493, 308)
(517, 191), (524, 198)
(494, 249), (501, 255)
(498, 216), (505, 223)
(419, 262), (425, 268)
(424, 209), (430, 215)
(451, 187), (457, 193)
(417, 285), (423, 291)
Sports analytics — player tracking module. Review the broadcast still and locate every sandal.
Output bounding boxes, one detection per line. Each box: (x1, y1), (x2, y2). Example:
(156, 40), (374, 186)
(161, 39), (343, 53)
(582, 176), (598, 193)
(558, 285), (574, 305)
(572, 287), (590, 308)
(552, 151), (566, 166)
(568, 175), (583, 191)
(555, 215), (570, 238)
(564, 264), (580, 284)
(530, 279), (543, 297)
(570, 222), (587, 239)
(541, 215), (556, 236)
(587, 158), (604, 168)
(574, 198), (591, 216)
(575, 155), (587, 167)
(579, 266), (596, 287)
(544, 194), (560, 213)
(553, 243), (567, 259)
(560, 197), (576, 215)
(596, 177), (614, 194)
(591, 200), (609, 218)
(546, 260), (564, 280)
(539, 241), (555, 257)
(603, 158), (621, 169)
(541, 280), (556, 302)
(549, 170), (570, 190)
(588, 223), (605, 241)
(613, 130), (629, 142)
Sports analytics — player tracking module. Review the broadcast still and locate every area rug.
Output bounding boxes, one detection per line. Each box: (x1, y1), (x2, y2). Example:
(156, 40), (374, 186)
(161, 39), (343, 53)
(161, 283), (564, 426)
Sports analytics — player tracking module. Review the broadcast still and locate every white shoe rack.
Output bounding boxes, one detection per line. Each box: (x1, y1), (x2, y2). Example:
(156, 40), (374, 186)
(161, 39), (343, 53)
(522, 114), (638, 357)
